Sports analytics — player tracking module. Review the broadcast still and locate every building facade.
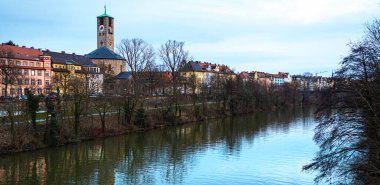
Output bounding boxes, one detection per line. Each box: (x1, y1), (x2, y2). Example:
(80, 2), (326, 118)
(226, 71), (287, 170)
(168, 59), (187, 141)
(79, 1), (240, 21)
(87, 47), (126, 76)
(0, 44), (52, 96)
(270, 72), (291, 86)
(44, 50), (103, 95)
(181, 61), (236, 94)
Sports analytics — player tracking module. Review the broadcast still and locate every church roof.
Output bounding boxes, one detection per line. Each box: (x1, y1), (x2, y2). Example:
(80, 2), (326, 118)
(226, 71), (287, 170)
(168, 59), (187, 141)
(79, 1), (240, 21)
(43, 50), (96, 67)
(114, 72), (132, 79)
(97, 13), (113, 18)
(87, 46), (125, 60)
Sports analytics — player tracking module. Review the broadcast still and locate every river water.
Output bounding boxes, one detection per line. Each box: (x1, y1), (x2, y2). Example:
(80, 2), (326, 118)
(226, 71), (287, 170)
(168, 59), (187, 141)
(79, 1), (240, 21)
(0, 108), (319, 185)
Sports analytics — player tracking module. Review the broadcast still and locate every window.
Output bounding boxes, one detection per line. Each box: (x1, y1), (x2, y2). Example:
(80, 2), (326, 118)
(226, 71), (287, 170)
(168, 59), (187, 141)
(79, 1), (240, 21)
(10, 88), (14, 96)
(0, 60), (5, 65)
(16, 61), (20, 66)
(17, 79), (22, 85)
(30, 88), (35, 94)
(17, 89), (22, 95)
(37, 88), (42, 94)
(37, 62), (40, 67)
(2, 88), (5, 96)
(23, 61), (27, 66)
(17, 69), (21, 75)
(24, 79), (29, 85)
(37, 70), (42, 76)
(37, 79), (42, 85)
(30, 62), (34, 67)
(31, 70), (35, 76)
(31, 79), (35, 85)
(71, 66), (75, 70)
(8, 60), (13, 65)
(45, 71), (49, 76)
(45, 80), (49, 85)
(24, 69), (28, 75)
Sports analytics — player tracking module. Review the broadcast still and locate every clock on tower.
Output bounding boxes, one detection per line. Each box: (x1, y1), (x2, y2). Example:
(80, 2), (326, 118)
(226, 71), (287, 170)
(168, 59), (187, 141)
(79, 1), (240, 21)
(97, 6), (114, 51)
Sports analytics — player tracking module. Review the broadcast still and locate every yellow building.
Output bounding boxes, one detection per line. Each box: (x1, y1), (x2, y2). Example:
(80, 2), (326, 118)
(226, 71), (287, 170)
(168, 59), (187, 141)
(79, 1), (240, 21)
(181, 61), (236, 94)
(43, 50), (102, 95)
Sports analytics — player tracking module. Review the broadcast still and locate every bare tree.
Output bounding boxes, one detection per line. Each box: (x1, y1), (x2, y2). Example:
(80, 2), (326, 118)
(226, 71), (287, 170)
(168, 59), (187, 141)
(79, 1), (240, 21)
(68, 77), (87, 136)
(0, 49), (18, 97)
(304, 19), (380, 185)
(159, 40), (189, 117)
(118, 38), (155, 93)
(117, 38), (155, 125)
(144, 61), (161, 95)
(52, 72), (71, 96)
(92, 96), (111, 132)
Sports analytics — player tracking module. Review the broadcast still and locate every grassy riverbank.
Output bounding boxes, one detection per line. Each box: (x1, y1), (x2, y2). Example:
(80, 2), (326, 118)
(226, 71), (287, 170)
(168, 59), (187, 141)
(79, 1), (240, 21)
(0, 81), (318, 155)
(0, 103), (222, 155)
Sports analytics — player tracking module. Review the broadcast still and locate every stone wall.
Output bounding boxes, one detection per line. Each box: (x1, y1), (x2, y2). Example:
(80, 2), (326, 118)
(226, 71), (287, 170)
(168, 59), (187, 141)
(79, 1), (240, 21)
(91, 59), (126, 76)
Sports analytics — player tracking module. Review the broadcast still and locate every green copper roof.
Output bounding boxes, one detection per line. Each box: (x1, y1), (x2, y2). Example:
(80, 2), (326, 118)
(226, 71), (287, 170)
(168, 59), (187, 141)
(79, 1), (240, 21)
(97, 5), (113, 18)
(97, 13), (113, 18)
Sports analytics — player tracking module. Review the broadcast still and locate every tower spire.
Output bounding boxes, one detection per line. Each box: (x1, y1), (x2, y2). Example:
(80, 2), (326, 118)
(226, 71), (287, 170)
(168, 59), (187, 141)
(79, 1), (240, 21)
(104, 5), (107, 14)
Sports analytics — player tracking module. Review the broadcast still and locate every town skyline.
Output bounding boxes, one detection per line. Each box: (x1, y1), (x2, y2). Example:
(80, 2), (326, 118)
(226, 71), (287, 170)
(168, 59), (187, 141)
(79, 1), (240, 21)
(1, 0), (380, 75)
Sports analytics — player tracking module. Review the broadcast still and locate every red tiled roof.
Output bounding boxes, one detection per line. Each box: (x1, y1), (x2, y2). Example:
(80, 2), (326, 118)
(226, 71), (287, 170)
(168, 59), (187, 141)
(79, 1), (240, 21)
(270, 73), (288, 78)
(0, 44), (42, 61)
(239, 72), (250, 79)
(187, 61), (235, 74)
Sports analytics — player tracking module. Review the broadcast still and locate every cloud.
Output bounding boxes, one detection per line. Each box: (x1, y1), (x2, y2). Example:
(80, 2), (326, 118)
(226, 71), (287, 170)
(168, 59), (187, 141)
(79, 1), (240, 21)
(187, 34), (350, 74)
(1, 0), (379, 75)
(128, 0), (379, 25)
(250, 0), (379, 24)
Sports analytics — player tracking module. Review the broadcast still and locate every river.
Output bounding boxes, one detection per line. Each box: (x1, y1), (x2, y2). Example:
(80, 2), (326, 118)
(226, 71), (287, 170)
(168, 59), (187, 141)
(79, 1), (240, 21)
(0, 108), (319, 185)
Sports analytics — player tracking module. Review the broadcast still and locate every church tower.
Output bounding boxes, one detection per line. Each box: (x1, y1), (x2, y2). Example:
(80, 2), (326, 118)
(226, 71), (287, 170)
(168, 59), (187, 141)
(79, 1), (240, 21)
(97, 6), (114, 51)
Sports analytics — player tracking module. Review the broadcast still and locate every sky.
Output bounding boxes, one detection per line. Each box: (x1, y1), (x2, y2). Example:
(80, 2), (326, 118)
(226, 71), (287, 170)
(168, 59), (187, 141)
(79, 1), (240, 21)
(1, 0), (380, 75)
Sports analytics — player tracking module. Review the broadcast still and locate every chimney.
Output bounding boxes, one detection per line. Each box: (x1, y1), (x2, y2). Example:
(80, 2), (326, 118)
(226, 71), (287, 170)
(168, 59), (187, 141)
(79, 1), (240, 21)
(61, 51), (65, 54)
(72, 53), (76, 55)
(22, 46), (26, 48)
(46, 49), (50, 52)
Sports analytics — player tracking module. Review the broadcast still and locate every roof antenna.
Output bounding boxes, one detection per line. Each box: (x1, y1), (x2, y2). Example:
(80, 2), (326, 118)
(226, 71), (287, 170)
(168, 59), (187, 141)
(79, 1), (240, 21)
(104, 5), (107, 14)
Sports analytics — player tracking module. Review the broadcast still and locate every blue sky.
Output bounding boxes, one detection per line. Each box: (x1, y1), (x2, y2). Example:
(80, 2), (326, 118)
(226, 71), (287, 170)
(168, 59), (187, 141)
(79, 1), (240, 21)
(1, 0), (380, 75)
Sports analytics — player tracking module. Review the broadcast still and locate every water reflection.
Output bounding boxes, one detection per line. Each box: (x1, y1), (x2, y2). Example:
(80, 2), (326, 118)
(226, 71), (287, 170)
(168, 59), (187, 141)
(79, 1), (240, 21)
(0, 107), (316, 185)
